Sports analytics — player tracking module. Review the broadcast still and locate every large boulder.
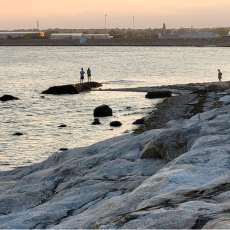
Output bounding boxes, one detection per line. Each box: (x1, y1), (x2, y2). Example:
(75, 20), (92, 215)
(0, 95), (19, 102)
(42, 82), (102, 95)
(94, 105), (113, 117)
(42, 85), (79, 95)
(141, 129), (188, 161)
(146, 91), (172, 99)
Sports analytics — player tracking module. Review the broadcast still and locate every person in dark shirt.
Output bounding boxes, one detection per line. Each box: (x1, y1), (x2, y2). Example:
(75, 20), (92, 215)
(80, 68), (85, 84)
(218, 69), (223, 82)
(87, 68), (92, 84)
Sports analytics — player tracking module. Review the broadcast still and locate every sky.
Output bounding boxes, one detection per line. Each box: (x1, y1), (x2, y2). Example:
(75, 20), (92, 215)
(0, 0), (230, 29)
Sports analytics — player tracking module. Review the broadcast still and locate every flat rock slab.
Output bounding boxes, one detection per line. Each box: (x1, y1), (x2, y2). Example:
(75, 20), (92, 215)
(42, 82), (102, 95)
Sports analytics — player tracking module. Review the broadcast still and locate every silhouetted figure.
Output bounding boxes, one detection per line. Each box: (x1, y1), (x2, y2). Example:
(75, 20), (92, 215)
(87, 68), (92, 84)
(80, 68), (85, 84)
(218, 69), (223, 82)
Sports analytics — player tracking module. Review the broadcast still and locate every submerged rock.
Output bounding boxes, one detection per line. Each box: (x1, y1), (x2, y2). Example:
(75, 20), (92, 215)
(59, 148), (69, 151)
(145, 91), (172, 99)
(58, 124), (67, 128)
(110, 121), (122, 127)
(94, 105), (113, 117)
(92, 118), (101, 125)
(13, 132), (24, 136)
(0, 95), (19, 102)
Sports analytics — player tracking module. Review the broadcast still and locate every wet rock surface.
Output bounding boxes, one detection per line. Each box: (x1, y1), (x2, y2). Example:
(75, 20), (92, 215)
(1, 82), (230, 228)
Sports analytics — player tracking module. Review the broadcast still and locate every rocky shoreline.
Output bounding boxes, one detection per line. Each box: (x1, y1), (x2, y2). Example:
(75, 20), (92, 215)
(0, 81), (230, 228)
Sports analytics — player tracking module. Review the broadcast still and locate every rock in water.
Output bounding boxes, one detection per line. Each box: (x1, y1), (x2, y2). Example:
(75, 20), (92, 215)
(110, 121), (122, 127)
(146, 91), (172, 99)
(42, 82), (102, 95)
(92, 118), (101, 125)
(58, 124), (67, 128)
(94, 105), (113, 117)
(42, 85), (79, 95)
(133, 118), (145, 125)
(13, 132), (24, 136)
(0, 95), (19, 102)
(59, 148), (69, 151)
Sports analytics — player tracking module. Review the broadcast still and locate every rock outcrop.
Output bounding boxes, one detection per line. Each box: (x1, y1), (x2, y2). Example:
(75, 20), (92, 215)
(1, 91), (230, 228)
(42, 82), (102, 95)
(94, 105), (113, 117)
(133, 118), (145, 125)
(0, 95), (19, 102)
(145, 90), (172, 99)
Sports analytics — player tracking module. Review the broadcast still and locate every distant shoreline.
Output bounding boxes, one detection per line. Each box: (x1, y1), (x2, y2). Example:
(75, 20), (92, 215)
(1, 38), (230, 47)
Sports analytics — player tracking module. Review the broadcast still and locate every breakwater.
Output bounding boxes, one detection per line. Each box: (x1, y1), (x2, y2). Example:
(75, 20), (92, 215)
(1, 81), (230, 228)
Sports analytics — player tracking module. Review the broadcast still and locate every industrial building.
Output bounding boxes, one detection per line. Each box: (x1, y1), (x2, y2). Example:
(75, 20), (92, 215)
(158, 24), (220, 40)
(0, 31), (45, 39)
(82, 34), (113, 40)
(49, 33), (113, 41)
(49, 33), (83, 40)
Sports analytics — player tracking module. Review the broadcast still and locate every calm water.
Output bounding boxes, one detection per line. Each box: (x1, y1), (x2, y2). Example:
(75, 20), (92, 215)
(0, 46), (230, 170)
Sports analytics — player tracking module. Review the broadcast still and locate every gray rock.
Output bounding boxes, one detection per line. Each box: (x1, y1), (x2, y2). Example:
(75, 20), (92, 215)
(0, 93), (230, 228)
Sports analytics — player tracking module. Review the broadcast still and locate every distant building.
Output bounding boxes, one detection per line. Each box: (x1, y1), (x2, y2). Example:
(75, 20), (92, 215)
(158, 24), (220, 40)
(49, 33), (113, 43)
(82, 34), (113, 40)
(49, 33), (113, 44)
(0, 31), (44, 39)
(49, 33), (82, 40)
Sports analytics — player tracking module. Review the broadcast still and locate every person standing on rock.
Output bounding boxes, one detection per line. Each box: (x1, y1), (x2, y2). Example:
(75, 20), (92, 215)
(87, 68), (92, 84)
(80, 68), (85, 84)
(218, 69), (223, 82)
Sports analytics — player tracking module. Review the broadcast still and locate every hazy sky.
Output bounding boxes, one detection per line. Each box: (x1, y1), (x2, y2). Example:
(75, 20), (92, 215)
(0, 0), (230, 29)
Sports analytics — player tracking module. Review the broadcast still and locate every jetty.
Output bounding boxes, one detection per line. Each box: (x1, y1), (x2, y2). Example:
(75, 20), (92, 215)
(95, 81), (230, 94)
(1, 80), (230, 228)
(42, 82), (102, 95)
